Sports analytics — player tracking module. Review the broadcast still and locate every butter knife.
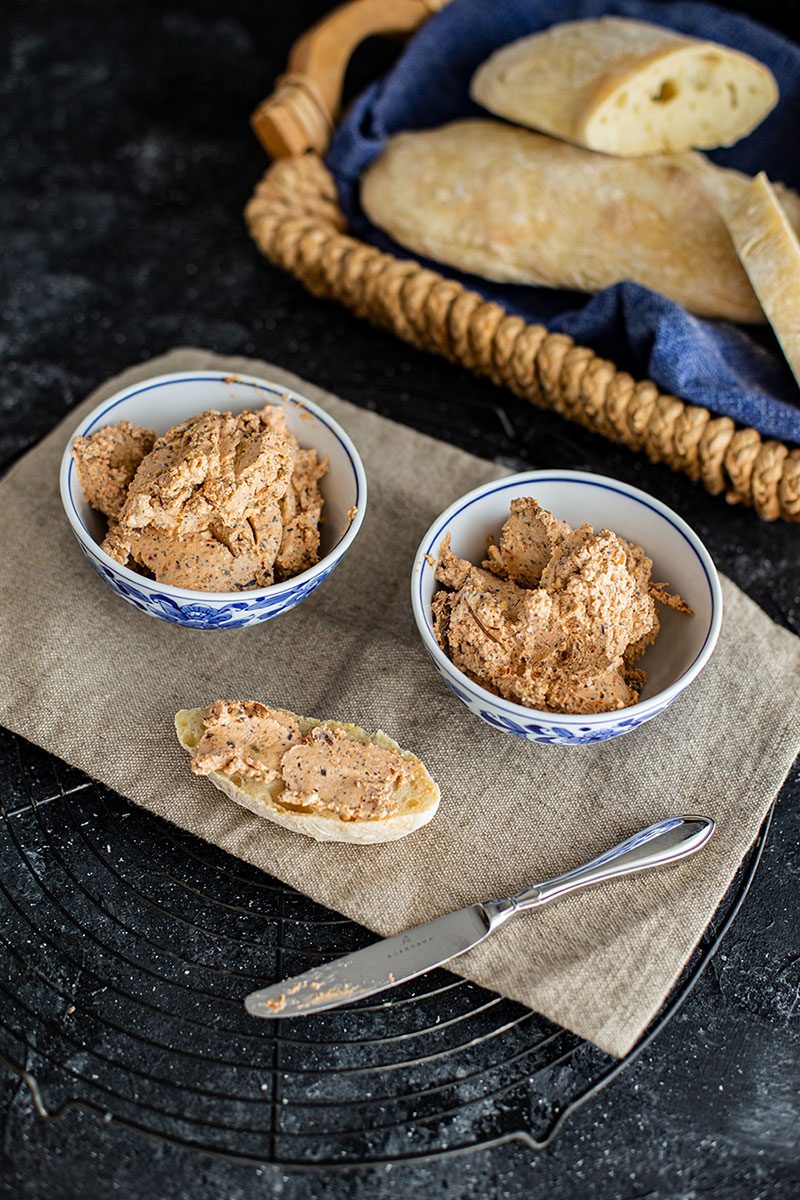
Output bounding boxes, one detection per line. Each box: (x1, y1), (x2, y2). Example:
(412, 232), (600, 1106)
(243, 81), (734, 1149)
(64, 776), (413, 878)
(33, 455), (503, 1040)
(244, 815), (714, 1019)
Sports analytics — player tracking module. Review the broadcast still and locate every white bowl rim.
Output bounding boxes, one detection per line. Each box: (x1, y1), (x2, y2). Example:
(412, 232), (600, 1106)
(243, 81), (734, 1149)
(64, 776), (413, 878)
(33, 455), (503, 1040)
(411, 469), (723, 726)
(59, 369), (368, 602)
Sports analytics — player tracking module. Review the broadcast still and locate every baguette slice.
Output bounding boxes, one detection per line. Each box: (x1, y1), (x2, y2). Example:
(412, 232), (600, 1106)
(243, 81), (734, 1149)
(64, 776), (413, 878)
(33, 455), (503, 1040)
(362, 120), (774, 321)
(721, 172), (800, 387)
(175, 706), (440, 844)
(471, 17), (778, 158)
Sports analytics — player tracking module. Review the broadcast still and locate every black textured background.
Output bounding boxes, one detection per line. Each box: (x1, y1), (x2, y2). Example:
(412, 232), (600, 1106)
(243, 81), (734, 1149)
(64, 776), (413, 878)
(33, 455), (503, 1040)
(2, 1), (799, 1196)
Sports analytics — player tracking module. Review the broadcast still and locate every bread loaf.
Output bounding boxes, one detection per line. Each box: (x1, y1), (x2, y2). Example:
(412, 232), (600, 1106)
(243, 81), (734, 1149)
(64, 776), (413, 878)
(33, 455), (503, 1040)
(721, 173), (800, 386)
(471, 17), (778, 158)
(361, 120), (779, 322)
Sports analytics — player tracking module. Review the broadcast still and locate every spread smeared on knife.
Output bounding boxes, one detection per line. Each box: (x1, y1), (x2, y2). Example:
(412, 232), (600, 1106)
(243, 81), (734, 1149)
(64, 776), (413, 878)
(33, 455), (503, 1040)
(432, 498), (691, 715)
(71, 403), (327, 591)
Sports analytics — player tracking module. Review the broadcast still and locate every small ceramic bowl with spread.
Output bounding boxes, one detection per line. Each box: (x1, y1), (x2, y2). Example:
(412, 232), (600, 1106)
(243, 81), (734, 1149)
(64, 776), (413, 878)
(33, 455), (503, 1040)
(60, 370), (367, 629)
(411, 470), (722, 745)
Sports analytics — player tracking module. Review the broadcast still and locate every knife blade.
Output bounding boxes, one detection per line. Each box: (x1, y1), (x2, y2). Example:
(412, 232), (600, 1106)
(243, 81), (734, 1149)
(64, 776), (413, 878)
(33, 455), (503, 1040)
(244, 904), (492, 1018)
(244, 815), (714, 1019)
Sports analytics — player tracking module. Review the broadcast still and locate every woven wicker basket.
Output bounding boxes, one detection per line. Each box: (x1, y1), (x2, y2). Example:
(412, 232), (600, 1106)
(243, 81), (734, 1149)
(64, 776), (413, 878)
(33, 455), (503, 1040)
(245, 0), (800, 522)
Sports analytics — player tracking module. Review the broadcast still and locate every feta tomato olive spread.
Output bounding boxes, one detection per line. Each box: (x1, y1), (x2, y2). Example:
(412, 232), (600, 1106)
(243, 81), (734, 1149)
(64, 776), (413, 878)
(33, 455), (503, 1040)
(71, 403), (327, 591)
(191, 701), (413, 821)
(432, 498), (691, 715)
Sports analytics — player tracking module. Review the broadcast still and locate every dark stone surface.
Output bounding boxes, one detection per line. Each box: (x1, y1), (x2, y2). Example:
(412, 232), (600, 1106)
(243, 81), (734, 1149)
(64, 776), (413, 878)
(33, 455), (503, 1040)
(1, 1), (798, 1196)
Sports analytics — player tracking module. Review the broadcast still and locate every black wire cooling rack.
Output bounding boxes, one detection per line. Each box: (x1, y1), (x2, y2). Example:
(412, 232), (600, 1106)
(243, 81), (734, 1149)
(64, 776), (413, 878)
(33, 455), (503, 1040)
(0, 725), (772, 1169)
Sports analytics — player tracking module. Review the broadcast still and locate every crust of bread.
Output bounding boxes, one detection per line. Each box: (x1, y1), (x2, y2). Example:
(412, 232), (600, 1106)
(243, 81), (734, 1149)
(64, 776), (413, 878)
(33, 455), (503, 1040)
(471, 17), (778, 157)
(721, 172), (800, 387)
(361, 119), (783, 322)
(175, 707), (440, 844)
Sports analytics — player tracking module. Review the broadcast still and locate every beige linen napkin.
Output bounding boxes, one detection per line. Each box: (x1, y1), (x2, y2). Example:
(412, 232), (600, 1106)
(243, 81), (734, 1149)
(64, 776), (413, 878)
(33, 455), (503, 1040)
(1, 348), (798, 1058)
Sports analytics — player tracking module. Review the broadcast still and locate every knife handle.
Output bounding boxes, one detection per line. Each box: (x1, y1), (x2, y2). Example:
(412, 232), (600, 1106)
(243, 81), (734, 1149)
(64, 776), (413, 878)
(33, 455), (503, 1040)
(485, 816), (714, 924)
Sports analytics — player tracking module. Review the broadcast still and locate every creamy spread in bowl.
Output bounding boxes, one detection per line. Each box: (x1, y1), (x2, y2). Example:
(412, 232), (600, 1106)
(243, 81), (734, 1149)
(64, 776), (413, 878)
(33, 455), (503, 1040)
(431, 497), (690, 716)
(72, 403), (327, 591)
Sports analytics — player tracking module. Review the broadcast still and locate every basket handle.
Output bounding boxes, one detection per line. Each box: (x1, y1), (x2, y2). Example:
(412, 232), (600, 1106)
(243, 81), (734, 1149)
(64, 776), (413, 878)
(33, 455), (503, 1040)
(251, 0), (448, 158)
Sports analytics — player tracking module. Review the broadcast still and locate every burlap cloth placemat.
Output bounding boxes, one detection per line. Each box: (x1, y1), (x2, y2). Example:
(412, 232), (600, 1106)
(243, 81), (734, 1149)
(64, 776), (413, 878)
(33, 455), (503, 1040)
(2, 348), (798, 1057)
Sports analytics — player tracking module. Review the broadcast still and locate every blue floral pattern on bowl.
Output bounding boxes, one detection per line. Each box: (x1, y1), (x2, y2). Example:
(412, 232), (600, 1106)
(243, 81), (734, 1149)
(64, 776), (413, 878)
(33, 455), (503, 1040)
(81, 544), (333, 630)
(476, 706), (667, 745)
(433, 656), (671, 746)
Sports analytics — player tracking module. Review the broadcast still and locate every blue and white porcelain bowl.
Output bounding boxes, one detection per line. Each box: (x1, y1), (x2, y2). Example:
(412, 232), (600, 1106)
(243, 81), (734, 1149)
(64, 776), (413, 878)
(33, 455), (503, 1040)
(60, 370), (367, 629)
(411, 471), (722, 745)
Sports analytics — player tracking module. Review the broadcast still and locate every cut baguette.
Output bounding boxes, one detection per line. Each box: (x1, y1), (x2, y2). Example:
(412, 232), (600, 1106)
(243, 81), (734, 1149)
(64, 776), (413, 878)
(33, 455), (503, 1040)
(175, 706), (440, 844)
(721, 172), (800, 387)
(471, 17), (778, 158)
(362, 119), (790, 322)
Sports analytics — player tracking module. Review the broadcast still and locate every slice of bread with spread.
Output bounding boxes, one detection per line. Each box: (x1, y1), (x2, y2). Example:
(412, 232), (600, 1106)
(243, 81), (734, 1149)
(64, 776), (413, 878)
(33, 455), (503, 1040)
(175, 702), (440, 844)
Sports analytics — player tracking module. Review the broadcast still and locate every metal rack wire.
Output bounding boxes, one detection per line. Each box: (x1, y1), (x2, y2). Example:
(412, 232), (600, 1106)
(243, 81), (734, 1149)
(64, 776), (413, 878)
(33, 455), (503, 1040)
(0, 727), (772, 1168)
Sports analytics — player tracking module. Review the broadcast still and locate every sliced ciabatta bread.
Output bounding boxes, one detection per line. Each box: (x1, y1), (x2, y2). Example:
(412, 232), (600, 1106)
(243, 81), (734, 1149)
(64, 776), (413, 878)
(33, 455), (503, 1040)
(721, 172), (800, 388)
(471, 18), (778, 158)
(175, 702), (440, 844)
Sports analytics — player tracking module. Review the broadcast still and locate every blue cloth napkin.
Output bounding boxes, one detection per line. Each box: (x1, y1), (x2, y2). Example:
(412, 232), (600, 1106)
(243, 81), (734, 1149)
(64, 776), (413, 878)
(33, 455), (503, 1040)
(327, 0), (800, 444)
